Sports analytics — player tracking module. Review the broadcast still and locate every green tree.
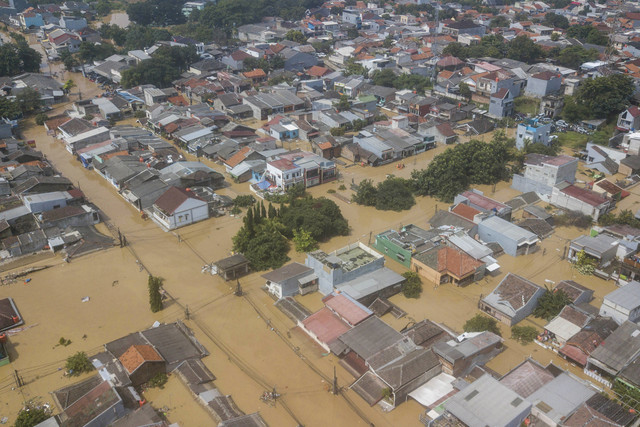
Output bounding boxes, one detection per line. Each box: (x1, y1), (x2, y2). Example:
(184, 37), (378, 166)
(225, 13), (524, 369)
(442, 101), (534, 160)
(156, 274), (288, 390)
(35, 113), (48, 126)
(65, 351), (94, 376)
(148, 372), (168, 388)
(347, 27), (360, 39)
(574, 249), (597, 275)
(268, 202), (277, 219)
(375, 177), (415, 211)
(459, 81), (472, 100)
(383, 35), (394, 48)
(148, 275), (163, 313)
(532, 287), (571, 320)
(14, 403), (49, 427)
(335, 95), (351, 112)
(285, 29), (307, 43)
(554, 45), (599, 69)
(401, 271), (423, 298)
(127, 0), (186, 26)
(59, 49), (78, 71)
(511, 325), (539, 343)
(463, 314), (501, 336)
(543, 12), (569, 29)
(575, 74), (635, 119)
(293, 228), (318, 252)
(371, 68), (396, 87)
(490, 15), (509, 28)
(63, 79), (76, 94)
(550, 32), (560, 41)
(343, 58), (367, 77)
(243, 222), (290, 270)
(15, 88), (42, 115)
(352, 179), (377, 206)
(561, 95), (590, 123)
(507, 35), (542, 64)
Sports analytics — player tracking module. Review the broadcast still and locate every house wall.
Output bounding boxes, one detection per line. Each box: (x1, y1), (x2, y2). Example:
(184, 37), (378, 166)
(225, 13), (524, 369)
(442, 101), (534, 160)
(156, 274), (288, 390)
(516, 122), (552, 149)
(306, 246), (385, 295)
(411, 256), (442, 285)
(394, 364), (442, 405)
(374, 236), (412, 268)
(129, 361), (165, 387)
(525, 76), (561, 97)
(599, 299), (640, 325)
(40, 210), (99, 229)
(550, 187), (610, 221)
(511, 174), (554, 196)
(266, 271), (312, 298)
(523, 160), (577, 187)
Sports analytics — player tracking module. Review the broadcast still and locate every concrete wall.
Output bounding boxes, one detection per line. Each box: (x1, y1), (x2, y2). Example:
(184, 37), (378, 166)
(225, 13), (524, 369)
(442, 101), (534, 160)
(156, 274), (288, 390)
(525, 76), (561, 97)
(511, 174), (554, 196)
(599, 299), (640, 325)
(374, 236), (412, 268)
(550, 187), (610, 221)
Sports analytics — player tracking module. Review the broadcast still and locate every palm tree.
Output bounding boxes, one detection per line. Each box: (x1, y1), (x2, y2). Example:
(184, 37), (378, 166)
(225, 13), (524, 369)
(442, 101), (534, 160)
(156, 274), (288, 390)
(63, 79), (76, 95)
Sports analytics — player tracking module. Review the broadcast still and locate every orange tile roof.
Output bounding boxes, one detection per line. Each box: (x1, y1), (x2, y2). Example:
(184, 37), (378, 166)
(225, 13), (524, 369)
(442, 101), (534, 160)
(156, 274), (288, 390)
(307, 65), (330, 77)
(243, 68), (267, 79)
(119, 344), (163, 374)
(45, 116), (71, 130)
(167, 95), (188, 106)
(437, 246), (483, 278)
(452, 203), (481, 221)
(411, 53), (429, 61)
(318, 141), (333, 150)
(225, 146), (251, 168)
(439, 70), (454, 80)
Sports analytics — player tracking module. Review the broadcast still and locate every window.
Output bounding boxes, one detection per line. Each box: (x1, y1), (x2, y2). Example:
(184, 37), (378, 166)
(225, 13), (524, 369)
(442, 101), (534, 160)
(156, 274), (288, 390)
(396, 253), (405, 262)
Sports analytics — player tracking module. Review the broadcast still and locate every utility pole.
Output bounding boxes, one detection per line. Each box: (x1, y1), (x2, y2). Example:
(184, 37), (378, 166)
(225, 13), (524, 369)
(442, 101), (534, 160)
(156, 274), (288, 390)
(235, 279), (243, 296)
(14, 369), (22, 387)
(118, 228), (122, 248)
(332, 366), (338, 395)
(185, 305), (190, 320)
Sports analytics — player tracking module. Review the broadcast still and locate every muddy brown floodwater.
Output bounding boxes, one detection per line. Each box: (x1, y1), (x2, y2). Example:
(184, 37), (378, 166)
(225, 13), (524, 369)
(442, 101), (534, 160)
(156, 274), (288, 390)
(0, 62), (632, 426)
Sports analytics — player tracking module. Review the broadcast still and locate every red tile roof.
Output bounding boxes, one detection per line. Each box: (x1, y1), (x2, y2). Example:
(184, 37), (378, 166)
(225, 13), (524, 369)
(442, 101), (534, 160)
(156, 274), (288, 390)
(460, 191), (508, 212)
(452, 203), (481, 221)
(167, 95), (189, 106)
(269, 158), (298, 171)
(302, 307), (351, 345)
(561, 185), (609, 207)
(437, 246), (483, 278)
(119, 344), (163, 374)
(323, 293), (371, 326)
(307, 65), (330, 77)
(230, 50), (251, 61)
(224, 146), (251, 168)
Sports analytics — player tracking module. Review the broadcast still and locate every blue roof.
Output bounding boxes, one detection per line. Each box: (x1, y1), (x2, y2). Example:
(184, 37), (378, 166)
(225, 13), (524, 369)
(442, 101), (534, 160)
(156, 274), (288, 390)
(116, 90), (143, 103)
(256, 180), (271, 190)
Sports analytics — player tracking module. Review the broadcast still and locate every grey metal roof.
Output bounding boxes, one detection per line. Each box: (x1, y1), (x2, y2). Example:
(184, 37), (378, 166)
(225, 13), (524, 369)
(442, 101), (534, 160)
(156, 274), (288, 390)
(589, 321), (640, 375)
(603, 281), (640, 311)
(261, 262), (313, 283)
(527, 374), (596, 424)
(445, 374), (532, 427)
(336, 267), (405, 301)
(336, 316), (404, 360)
(480, 216), (539, 245)
(570, 234), (619, 257)
(140, 322), (207, 370)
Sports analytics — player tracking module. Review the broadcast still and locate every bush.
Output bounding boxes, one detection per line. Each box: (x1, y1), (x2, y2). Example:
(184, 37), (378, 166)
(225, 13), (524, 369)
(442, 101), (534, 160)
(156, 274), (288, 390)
(511, 325), (538, 343)
(330, 127), (345, 136)
(375, 177), (415, 211)
(148, 275), (163, 313)
(327, 189), (336, 194)
(401, 271), (422, 298)
(233, 195), (255, 207)
(58, 337), (71, 346)
(338, 184), (346, 191)
(463, 314), (501, 336)
(134, 110), (146, 118)
(148, 372), (168, 389)
(230, 206), (241, 215)
(554, 211), (593, 228)
(352, 179), (377, 206)
(35, 113), (48, 126)
(65, 352), (93, 376)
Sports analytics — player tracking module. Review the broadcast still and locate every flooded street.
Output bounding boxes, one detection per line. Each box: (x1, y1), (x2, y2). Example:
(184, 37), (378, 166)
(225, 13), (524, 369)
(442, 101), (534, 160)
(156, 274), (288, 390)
(0, 48), (632, 425)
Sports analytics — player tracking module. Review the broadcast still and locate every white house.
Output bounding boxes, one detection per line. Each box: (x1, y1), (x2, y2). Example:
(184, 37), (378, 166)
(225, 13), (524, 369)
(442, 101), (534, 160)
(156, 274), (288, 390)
(150, 186), (209, 231)
(600, 281), (640, 325)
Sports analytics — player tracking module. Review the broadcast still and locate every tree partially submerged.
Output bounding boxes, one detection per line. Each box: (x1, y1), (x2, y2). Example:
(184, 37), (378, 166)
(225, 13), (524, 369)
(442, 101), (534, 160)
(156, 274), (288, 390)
(511, 325), (538, 343)
(352, 177), (415, 211)
(401, 271), (423, 298)
(148, 275), (163, 313)
(14, 402), (50, 427)
(463, 314), (501, 336)
(65, 352), (93, 376)
(532, 287), (571, 320)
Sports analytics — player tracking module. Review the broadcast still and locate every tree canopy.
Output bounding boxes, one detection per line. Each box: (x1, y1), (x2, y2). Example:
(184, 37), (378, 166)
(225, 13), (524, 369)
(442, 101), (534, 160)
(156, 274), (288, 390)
(463, 314), (501, 336)
(411, 131), (516, 202)
(566, 24), (608, 45)
(574, 74), (635, 119)
(121, 46), (199, 88)
(127, 0), (186, 26)
(0, 41), (42, 77)
(14, 403), (49, 427)
(532, 288), (571, 320)
(352, 177), (415, 211)
(100, 24), (172, 51)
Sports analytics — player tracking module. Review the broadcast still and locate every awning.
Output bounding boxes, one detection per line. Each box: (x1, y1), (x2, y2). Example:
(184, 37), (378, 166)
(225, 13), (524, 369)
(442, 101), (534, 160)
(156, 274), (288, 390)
(298, 273), (317, 285)
(486, 263), (500, 272)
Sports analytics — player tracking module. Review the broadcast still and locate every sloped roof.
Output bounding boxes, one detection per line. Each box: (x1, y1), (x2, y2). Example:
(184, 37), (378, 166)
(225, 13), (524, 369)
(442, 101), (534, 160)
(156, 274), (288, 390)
(482, 273), (543, 317)
(500, 359), (554, 398)
(302, 307), (350, 345)
(119, 344), (163, 374)
(153, 186), (203, 215)
(452, 203), (481, 221)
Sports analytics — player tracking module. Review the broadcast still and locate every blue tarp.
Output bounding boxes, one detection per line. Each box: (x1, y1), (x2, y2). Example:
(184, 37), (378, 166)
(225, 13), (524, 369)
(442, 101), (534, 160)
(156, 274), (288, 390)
(256, 180), (271, 190)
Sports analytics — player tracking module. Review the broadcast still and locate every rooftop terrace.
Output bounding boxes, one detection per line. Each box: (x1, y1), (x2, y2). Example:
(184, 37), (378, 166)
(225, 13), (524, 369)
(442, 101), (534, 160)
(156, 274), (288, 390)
(311, 242), (381, 272)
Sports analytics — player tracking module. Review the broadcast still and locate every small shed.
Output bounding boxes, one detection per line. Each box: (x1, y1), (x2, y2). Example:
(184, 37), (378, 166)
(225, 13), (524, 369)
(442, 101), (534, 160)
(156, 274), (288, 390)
(214, 254), (250, 281)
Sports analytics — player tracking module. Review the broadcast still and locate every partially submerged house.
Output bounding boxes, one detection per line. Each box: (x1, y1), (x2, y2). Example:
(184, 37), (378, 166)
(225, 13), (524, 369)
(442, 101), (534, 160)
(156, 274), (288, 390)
(479, 273), (545, 326)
